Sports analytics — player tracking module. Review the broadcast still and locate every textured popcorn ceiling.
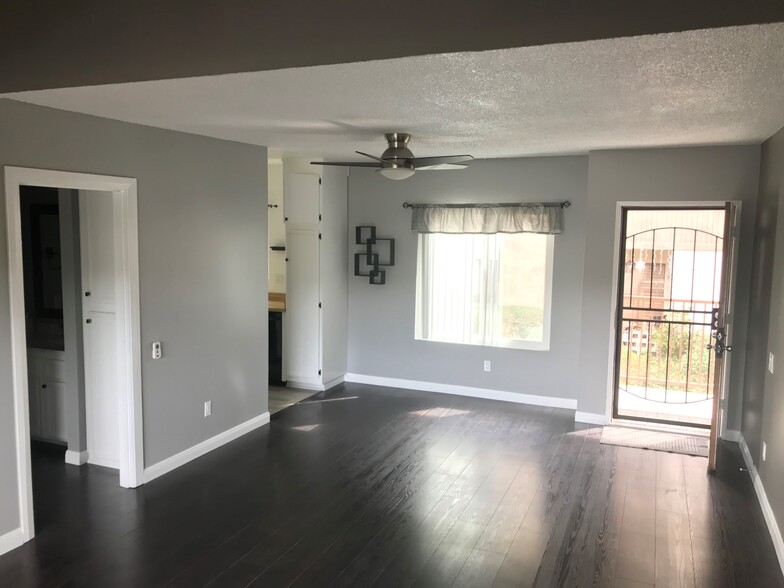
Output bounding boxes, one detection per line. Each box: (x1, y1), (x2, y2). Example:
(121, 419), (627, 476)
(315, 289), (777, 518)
(6, 24), (784, 159)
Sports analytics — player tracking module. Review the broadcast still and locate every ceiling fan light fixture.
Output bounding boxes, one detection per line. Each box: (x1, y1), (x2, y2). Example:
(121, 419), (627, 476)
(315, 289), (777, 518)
(378, 166), (415, 181)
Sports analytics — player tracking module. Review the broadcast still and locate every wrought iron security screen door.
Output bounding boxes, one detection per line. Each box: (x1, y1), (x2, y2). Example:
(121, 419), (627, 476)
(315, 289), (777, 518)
(613, 206), (734, 433)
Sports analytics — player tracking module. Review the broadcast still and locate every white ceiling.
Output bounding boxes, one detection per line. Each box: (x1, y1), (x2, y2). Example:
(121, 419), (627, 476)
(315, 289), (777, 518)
(6, 23), (784, 160)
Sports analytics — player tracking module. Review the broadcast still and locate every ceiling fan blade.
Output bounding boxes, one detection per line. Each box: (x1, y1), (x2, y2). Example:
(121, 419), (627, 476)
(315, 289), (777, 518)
(310, 161), (381, 167)
(411, 155), (474, 168)
(414, 163), (470, 171)
(356, 151), (394, 164)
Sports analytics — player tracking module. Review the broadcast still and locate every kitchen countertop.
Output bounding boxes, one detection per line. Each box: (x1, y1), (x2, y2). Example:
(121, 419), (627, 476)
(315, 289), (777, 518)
(269, 292), (286, 312)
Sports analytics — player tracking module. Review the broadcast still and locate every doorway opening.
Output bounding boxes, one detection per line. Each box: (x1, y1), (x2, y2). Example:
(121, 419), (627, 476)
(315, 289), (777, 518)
(612, 207), (730, 429)
(5, 167), (143, 548)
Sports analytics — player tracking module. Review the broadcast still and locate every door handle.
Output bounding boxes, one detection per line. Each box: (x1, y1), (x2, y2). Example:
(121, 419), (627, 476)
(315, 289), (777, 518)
(86, 318), (92, 324)
(707, 341), (732, 356)
(85, 291), (91, 297)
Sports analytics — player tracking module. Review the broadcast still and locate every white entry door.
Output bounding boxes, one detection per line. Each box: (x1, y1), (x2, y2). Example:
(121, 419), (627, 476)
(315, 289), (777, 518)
(80, 191), (120, 469)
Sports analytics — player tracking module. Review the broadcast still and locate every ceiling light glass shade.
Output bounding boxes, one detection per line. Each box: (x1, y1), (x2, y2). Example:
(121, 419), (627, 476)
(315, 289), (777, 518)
(378, 167), (415, 180)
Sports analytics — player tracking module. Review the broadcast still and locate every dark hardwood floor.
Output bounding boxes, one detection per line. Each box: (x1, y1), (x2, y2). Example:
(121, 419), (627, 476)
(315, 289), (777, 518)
(0, 383), (781, 587)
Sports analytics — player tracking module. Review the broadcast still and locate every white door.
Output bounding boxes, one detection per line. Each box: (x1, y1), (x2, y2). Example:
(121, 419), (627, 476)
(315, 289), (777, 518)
(40, 379), (67, 442)
(284, 227), (321, 386)
(708, 202), (739, 471)
(27, 361), (41, 438)
(283, 173), (320, 225)
(80, 191), (120, 469)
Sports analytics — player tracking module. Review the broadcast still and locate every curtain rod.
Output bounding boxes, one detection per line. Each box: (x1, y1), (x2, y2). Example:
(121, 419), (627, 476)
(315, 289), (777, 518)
(402, 201), (571, 210)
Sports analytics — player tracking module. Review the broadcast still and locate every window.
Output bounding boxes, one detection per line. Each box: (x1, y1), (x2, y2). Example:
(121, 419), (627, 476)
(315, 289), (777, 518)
(415, 232), (554, 350)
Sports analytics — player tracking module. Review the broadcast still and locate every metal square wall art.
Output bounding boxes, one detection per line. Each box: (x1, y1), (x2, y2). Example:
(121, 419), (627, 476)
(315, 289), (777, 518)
(354, 225), (395, 285)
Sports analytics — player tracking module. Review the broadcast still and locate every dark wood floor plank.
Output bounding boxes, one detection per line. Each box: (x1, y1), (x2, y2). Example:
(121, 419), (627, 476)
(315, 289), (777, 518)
(493, 528), (548, 587)
(616, 530), (656, 586)
(459, 456), (523, 525)
(372, 494), (470, 588)
(655, 509), (696, 588)
(473, 464), (540, 555)
(0, 384), (781, 588)
(410, 519), (485, 587)
(452, 548), (505, 587)
(211, 403), (462, 586)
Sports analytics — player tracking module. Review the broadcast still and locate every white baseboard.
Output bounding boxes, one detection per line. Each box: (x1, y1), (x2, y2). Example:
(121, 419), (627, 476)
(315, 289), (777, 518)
(0, 527), (25, 557)
(723, 429), (741, 442)
(738, 433), (784, 575)
(64, 450), (89, 466)
(143, 412), (270, 483)
(344, 373), (577, 410)
(286, 375), (344, 392)
(575, 411), (607, 425)
(286, 380), (325, 392)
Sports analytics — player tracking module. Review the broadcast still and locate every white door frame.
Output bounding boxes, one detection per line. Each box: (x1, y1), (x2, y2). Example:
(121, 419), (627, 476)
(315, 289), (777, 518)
(605, 200), (742, 435)
(4, 166), (144, 545)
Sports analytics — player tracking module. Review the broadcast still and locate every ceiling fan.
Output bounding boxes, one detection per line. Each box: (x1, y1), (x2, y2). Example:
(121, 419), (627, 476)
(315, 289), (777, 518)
(311, 133), (474, 180)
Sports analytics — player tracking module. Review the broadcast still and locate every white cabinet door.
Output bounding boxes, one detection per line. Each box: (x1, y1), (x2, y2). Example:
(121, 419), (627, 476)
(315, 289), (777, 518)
(284, 227), (321, 386)
(284, 174), (320, 225)
(40, 379), (67, 442)
(80, 191), (120, 469)
(28, 363), (41, 438)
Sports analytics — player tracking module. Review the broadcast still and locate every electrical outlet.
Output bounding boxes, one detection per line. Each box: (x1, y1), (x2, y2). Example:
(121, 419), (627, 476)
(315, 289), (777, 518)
(769, 353), (775, 374)
(763, 442), (767, 462)
(204, 401), (212, 418)
(483, 360), (491, 372)
(152, 341), (162, 360)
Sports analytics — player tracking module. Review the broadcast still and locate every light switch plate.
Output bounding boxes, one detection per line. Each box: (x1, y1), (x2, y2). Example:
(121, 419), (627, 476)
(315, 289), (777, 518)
(152, 341), (162, 360)
(769, 353), (775, 374)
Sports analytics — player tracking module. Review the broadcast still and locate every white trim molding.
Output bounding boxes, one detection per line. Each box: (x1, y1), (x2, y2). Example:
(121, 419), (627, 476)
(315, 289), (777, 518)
(286, 381), (325, 392)
(344, 373), (577, 410)
(5, 167), (145, 548)
(286, 376), (345, 392)
(575, 411), (607, 425)
(738, 433), (784, 575)
(143, 412), (270, 483)
(0, 528), (25, 557)
(64, 450), (89, 466)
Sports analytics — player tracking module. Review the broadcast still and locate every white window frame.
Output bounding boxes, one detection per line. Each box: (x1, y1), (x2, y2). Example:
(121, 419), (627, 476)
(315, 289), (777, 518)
(415, 232), (555, 351)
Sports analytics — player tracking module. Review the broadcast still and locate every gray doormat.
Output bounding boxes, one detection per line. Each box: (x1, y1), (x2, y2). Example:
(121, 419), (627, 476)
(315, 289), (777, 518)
(600, 426), (709, 457)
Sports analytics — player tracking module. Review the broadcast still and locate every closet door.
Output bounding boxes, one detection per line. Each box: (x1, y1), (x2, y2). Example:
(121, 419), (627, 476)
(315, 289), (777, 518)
(40, 379), (67, 442)
(284, 227), (321, 386)
(283, 174), (320, 225)
(80, 191), (120, 469)
(28, 358), (42, 438)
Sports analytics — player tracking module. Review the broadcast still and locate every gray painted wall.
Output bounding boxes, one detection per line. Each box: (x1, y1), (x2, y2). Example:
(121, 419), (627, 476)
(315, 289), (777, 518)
(0, 98), (268, 537)
(3, 1), (783, 92)
(346, 156), (588, 401)
(750, 127), (784, 532)
(741, 128), (782, 462)
(577, 146), (761, 428)
(59, 189), (87, 453)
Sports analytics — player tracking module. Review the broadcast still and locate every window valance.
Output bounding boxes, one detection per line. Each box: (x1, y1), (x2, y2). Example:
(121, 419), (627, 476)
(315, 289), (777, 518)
(404, 201), (568, 235)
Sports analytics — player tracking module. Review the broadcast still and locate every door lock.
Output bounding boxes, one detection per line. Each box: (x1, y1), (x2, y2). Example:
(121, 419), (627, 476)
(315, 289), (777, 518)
(707, 327), (731, 357)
